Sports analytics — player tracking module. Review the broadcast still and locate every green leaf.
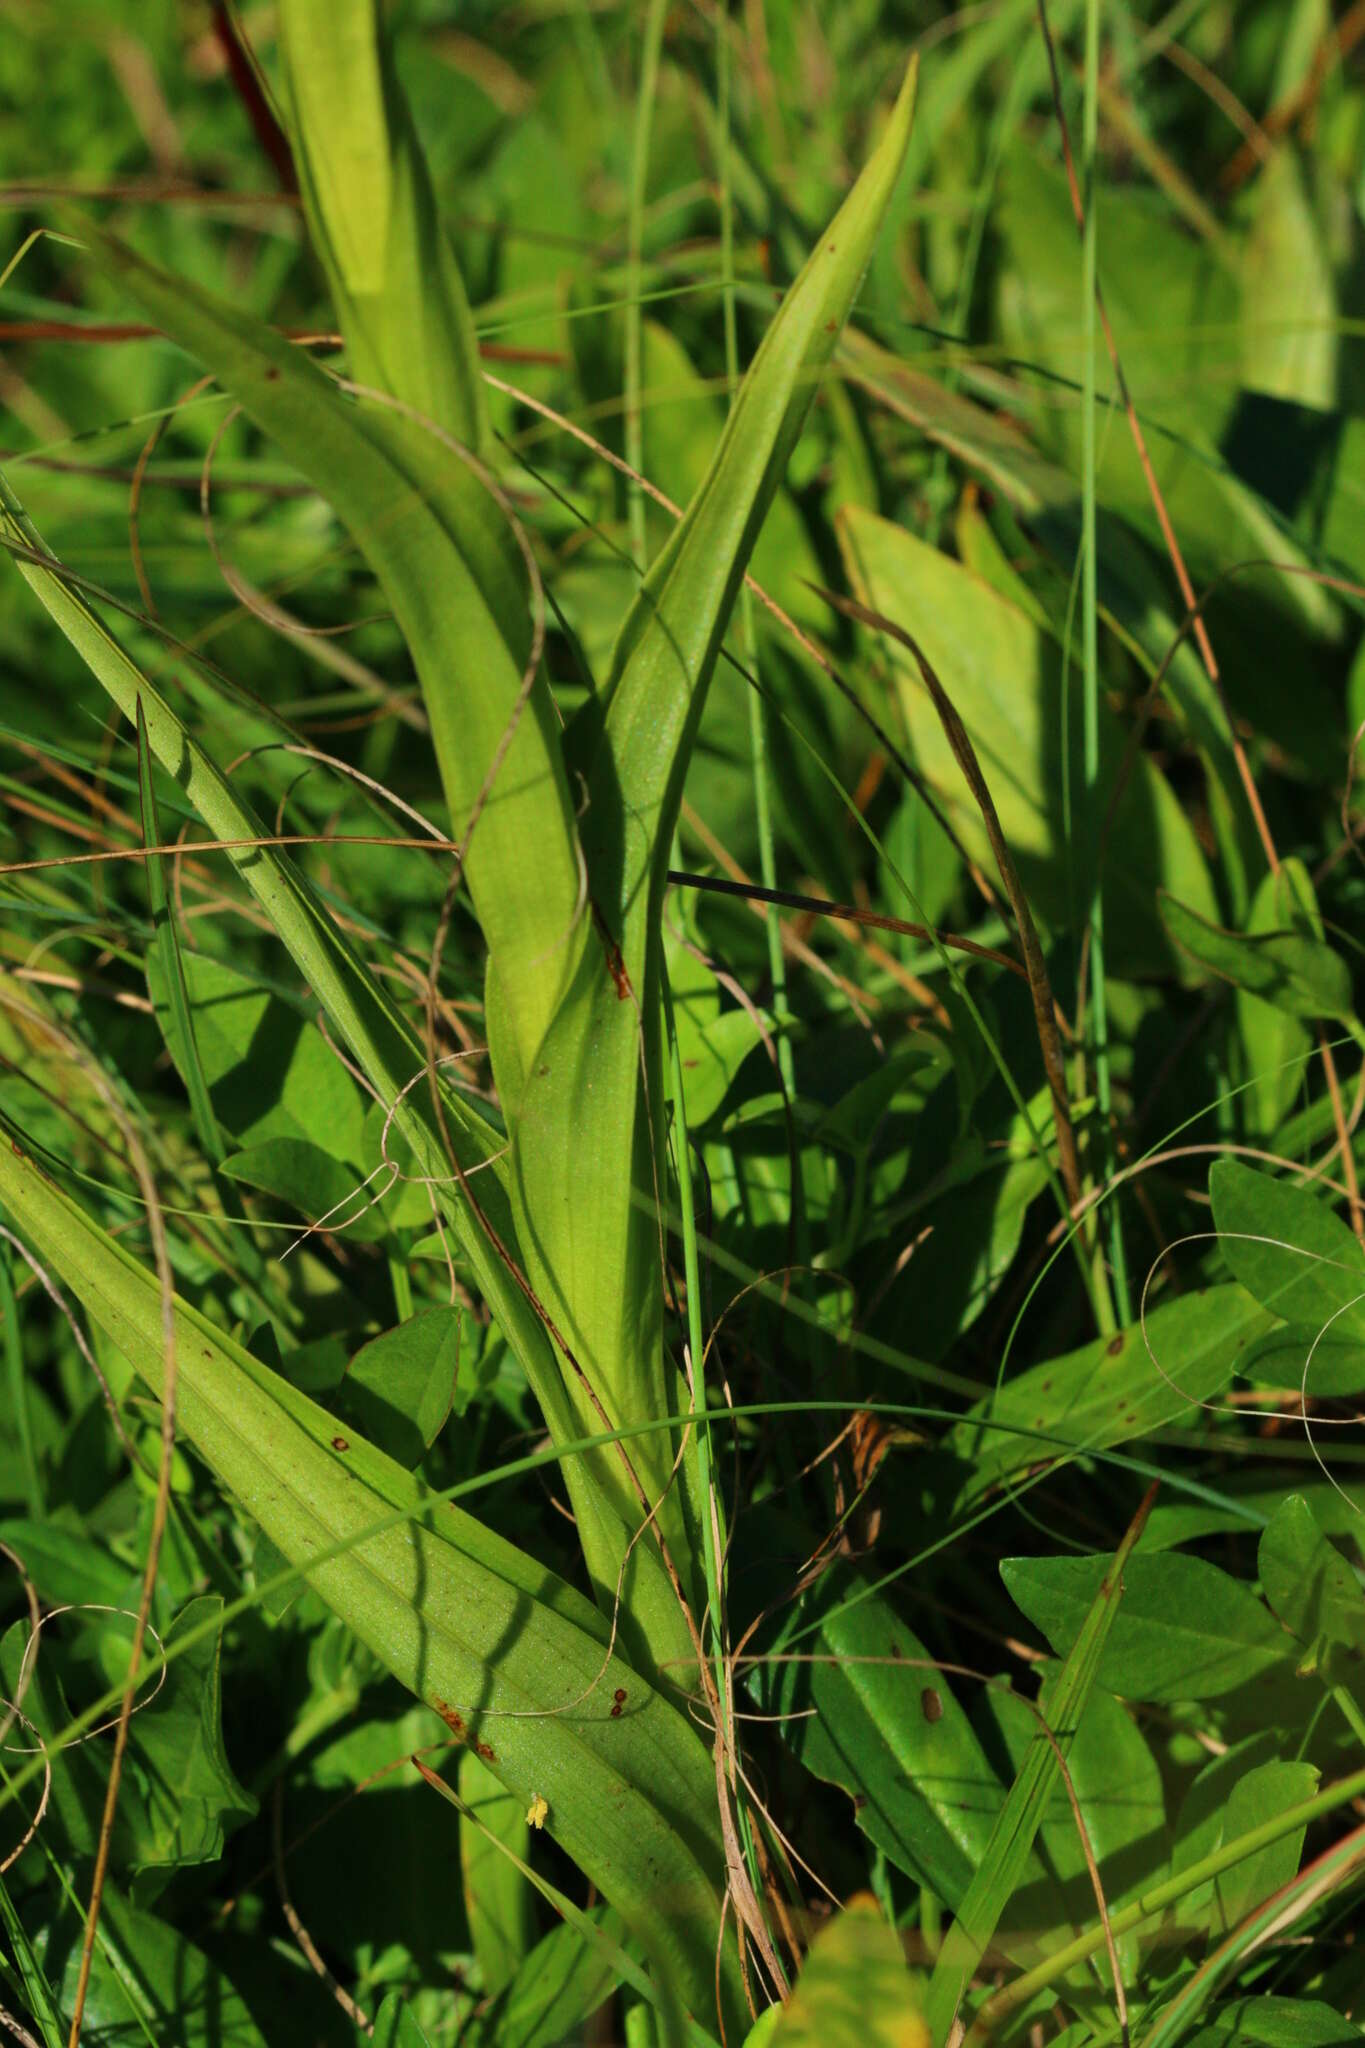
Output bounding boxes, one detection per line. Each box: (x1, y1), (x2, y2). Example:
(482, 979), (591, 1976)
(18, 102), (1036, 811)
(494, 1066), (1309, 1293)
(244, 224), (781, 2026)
(924, 1498), (1151, 2042)
(458, 1746), (534, 1998)
(123, 1595), (258, 1886)
(51, 1883), (267, 2047)
(983, 1677), (1165, 1980)
(1239, 1324), (1365, 1396)
(942, 1285), (1273, 1511)
(1210, 1158), (1365, 1338)
(372, 1994), (435, 2048)
(78, 224), (582, 1088)
(1258, 1494), (1365, 1673)
(757, 1547), (1012, 1912)
(136, 700), (221, 1165)
(0, 1131), (746, 2035)
(277, 0), (489, 449)
(1181, 1996), (1362, 2048)
(1174, 1756), (1320, 1933)
(1000, 1552), (1290, 1702)
(837, 503), (1219, 975)
(506, 58), (920, 1658)
(769, 1896), (928, 2048)
(1160, 891), (1356, 1021)
(338, 1308), (462, 1468)
(1243, 150), (1337, 410)
(221, 1138), (388, 1241)
(149, 952), (364, 1161)
(1235, 861), (1317, 1134)
(463, 1908), (623, 2048)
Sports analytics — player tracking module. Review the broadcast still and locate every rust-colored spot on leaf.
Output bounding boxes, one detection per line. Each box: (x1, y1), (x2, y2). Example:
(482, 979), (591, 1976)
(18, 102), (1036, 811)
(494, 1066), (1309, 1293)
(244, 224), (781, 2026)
(591, 900), (632, 1000)
(330, 1435), (349, 1452)
(432, 1698), (466, 1738)
(1107, 1334), (1125, 1357)
(921, 1687), (943, 1723)
(475, 1739), (497, 1763)
(613, 1687), (627, 1703)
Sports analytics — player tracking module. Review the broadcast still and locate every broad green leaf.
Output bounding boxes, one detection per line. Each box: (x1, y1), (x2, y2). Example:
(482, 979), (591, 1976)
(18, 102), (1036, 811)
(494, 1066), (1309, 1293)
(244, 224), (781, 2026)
(122, 1594), (257, 1886)
(1209, 1158), (1365, 1338)
(925, 1502), (1150, 2041)
(148, 952), (365, 1161)
(757, 1547), (1012, 1911)
(339, 1309), (462, 1468)
(459, 1747), (534, 1998)
(1243, 149), (1337, 409)
(0, 1513), (131, 1609)
(51, 1882), (267, 2047)
(1235, 862), (1317, 1133)
(1160, 891), (1356, 1021)
(1241, 1323), (1365, 1396)
(221, 1138), (389, 1243)
(1182, 1996), (1361, 2048)
(837, 504), (1219, 974)
(277, 0), (489, 449)
(1173, 1756), (1319, 1934)
(1001, 1553), (1290, 1701)
(1258, 1494), (1365, 1672)
(507, 60), (920, 1648)
(0, 1132), (746, 2034)
(769, 1896), (928, 2048)
(942, 1284), (1273, 1511)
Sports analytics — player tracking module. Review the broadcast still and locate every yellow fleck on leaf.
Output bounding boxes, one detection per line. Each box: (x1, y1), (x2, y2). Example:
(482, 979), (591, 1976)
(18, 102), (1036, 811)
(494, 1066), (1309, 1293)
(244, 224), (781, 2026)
(526, 1794), (549, 1830)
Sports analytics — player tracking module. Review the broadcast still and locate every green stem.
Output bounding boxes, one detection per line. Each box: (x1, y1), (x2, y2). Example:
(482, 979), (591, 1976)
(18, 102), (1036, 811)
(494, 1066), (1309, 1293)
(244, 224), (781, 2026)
(715, 0), (808, 1266)
(962, 1759), (1365, 2047)
(1081, 0), (1130, 1325)
(625, 0), (668, 573)
(0, 1228), (42, 1518)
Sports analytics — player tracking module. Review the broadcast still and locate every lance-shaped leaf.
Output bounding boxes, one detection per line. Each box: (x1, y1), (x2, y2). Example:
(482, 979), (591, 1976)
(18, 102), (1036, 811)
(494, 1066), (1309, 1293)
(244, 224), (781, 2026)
(0, 478), (639, 1616)
(277, 0), (489, 452)
(508, 62), (920, 1598)
(78, 223), (583, 1089)
(0, 1125), (745, 2037)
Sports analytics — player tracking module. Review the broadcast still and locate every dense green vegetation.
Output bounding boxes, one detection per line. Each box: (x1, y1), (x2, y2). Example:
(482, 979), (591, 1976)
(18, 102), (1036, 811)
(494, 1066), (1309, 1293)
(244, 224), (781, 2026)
(1, 1), (1364, 2042)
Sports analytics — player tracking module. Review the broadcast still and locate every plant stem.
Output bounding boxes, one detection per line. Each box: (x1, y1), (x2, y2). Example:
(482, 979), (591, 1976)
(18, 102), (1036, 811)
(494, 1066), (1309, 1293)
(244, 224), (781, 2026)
(625, 0), (668, 572)
(1081, 0), (1130, 1324)
(715, 0), (808, 1265)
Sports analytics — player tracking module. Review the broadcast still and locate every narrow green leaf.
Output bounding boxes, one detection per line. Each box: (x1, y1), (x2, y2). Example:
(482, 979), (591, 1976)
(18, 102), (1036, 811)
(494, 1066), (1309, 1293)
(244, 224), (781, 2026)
(278, 0), (488, 450)
(508, 60), (920, 1628)
(458, 1748), (534, 1998)
(924, 1493), (1153, 2043)
(135, 699), (222, 1164)
(76, 225), (582, 1086)
(943, 1284), (1273, 1511)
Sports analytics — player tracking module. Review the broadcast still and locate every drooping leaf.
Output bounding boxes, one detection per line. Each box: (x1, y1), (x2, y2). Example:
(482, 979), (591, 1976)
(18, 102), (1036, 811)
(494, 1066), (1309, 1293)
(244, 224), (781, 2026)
(1161, 891), (1356, 1021)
